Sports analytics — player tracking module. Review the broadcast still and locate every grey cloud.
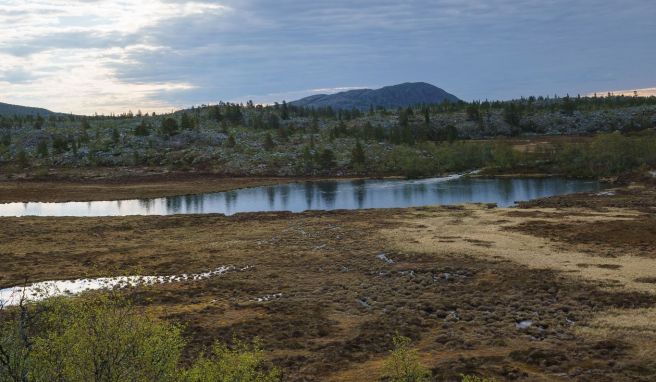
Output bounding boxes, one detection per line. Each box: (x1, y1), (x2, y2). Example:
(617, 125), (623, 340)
(4, 0), (656, 107)
(0, 68), (38, 84)
(1, 30), (138, 56)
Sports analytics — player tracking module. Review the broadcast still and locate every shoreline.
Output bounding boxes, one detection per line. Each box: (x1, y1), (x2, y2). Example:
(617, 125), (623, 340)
(0, 174), (376, 204)
(0, 169), (597, 204)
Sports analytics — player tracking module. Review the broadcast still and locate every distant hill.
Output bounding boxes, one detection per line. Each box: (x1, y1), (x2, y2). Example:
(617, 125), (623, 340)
(0, 102), (55, 117)
(290, 82), (460, 110)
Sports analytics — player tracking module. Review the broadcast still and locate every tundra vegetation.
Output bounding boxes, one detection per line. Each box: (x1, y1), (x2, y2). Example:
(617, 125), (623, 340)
(0, 293), (281, 382)
(0, 294), (493, 382)
(0, 95), (654, 179)
(1, 95), (656, 381)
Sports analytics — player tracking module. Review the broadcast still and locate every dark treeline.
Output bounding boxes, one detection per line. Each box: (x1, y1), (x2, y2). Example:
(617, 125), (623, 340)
(2, 94), (655, 128)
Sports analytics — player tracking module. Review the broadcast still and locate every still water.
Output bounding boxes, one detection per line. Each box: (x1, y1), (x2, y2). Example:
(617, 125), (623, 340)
(0, 176), (603, 217)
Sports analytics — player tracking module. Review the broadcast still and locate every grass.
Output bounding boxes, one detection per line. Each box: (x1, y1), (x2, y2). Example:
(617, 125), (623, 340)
(1, 184), (656, 380)
(383, 205), (656, 294)
(0, 174), (332, 203)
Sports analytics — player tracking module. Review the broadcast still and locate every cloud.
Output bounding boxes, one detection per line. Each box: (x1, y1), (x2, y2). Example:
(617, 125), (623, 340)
(0, 0), (228, 113)
(0, 0), (654, 113)
(588, 88), (656, 97)
(229, 86), (372, 105)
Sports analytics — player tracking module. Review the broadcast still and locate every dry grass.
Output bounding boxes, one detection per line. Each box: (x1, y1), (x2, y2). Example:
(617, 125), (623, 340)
(2, 184), (656, 380)
(0, 175), (298, 203)
(383, 205), (656, 294)
(384, 201), (656, 381)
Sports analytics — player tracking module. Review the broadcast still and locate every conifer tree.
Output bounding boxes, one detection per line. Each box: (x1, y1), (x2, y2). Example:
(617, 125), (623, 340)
(263, 133), (275, 151)
(351, 140), (366, 165)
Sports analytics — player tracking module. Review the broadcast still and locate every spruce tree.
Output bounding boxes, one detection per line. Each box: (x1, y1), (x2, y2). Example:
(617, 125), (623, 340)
(351, 140), (366, 165)
(180, 113), (193, 130)
(263, 133), (275, 151)
(226, 134), (236, 148)
(319, 148), (336, 171)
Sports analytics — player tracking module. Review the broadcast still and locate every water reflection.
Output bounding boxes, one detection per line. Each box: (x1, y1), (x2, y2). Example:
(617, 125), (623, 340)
(266, 187), (276, 208)
(353, 181), (366, 208)
(304, 182), (315, 210)
(317, 181), (338, 208)
(0, 177), (605, 217)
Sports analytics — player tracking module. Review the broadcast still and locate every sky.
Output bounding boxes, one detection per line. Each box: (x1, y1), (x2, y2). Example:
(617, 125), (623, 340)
(0, 0), (654, 115)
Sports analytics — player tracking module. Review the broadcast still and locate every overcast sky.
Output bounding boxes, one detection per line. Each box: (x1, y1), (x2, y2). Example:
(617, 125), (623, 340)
(0, 0), (654, 114)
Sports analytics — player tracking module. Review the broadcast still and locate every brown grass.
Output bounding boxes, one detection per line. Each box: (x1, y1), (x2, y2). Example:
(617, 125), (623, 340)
(2, 183), (656, 381)
(0, 175), (298, 203)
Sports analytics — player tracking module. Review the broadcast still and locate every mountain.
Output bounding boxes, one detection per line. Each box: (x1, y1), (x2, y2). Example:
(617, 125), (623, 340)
(0, 102), (56, 116)
(290, 82), (460, 110)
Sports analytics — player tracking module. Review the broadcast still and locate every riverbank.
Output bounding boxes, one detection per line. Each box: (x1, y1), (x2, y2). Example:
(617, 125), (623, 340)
(1, 182), (655, 381)
(0, 172), (383, 203)
(0, 167), (608, 206)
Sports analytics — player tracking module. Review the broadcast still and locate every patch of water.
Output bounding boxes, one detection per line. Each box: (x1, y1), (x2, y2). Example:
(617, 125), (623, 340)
(0, 176), (605, 217)
(0, 266), (242, 307)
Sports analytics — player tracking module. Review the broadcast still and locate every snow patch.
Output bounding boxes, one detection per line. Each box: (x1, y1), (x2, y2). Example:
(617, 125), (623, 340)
(0, 266), (245, 307)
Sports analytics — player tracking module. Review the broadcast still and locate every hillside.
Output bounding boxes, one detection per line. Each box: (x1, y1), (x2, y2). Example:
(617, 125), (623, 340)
(0, 94), (654, 180)
(0, 102), (55, 116)
(290, 82), (460, 110)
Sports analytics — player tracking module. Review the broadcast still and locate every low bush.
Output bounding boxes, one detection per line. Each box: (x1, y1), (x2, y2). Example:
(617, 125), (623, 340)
(0, 293), (280, 382)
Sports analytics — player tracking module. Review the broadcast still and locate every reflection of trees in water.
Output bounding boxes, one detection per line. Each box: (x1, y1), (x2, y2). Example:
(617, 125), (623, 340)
(317, 182), (338, 208)
(0, 178), (607, 217)
(183, 194), (205, 213)
(399, 183), (427, 201)
(279, 185), (290, 209)
(508, 179), (529, 203)
(224, 191), (238, 211)
(138, 199), (156, 214)
(303, 182), (315, 209)
(353, 182), (366, 208)
(165, 197), (182, 213)
(266, 187), (276, 209)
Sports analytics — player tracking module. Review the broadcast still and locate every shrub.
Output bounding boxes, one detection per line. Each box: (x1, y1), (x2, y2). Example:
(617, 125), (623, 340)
(0, 294), (281, 382)
(135, 120), (151, 136)
(182, 339), (281, 382)
(460, 374), (497, 382)
(319, 148), (336, 171)
(263, 133), (275, 151)
(382, 334), (430, 382)
(226, 134), (237, 148)
(160, 118), (180, 137)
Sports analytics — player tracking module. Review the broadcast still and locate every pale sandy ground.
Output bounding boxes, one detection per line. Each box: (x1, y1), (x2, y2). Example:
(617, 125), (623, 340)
(379, 205), (656, 378)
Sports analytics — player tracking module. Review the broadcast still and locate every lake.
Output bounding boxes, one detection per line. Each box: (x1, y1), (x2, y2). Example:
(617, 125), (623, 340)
(0, 176), (604, 217)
